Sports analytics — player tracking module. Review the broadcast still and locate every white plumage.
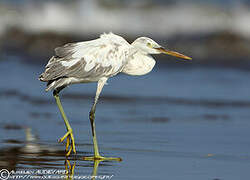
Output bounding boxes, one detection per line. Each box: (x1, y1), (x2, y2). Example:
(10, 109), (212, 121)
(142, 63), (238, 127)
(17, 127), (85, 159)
(39, 32), (191, 91)
(38, 32), (192, 158)
(40, 33), (130, 91)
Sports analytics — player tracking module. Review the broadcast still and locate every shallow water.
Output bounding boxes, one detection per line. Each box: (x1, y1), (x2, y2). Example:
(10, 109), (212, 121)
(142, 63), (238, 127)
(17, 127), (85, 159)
(0, 60), (250, 180)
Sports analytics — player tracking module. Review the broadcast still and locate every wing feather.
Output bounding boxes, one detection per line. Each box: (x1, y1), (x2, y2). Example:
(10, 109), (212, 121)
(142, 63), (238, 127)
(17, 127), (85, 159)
(40, 33), (131, 86)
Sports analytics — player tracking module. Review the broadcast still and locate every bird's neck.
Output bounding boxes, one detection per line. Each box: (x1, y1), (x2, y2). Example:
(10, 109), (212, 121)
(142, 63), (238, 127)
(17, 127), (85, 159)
(131, 42), (149, 55)
(122, 51), (156, 76)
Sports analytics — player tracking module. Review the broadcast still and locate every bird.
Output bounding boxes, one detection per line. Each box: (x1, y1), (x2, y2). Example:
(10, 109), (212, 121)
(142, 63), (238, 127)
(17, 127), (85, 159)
(39, 32), (191, 160)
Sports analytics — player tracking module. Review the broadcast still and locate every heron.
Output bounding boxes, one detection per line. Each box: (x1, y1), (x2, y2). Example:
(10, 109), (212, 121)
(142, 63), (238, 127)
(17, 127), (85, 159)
(39, 32), (191, 160)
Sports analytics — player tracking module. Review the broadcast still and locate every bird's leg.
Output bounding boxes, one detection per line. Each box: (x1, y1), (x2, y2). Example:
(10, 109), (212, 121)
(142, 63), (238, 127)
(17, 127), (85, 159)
(83, 78), (122, 162)
(53, 90), (76, 156)
(89, 103), (99, 157)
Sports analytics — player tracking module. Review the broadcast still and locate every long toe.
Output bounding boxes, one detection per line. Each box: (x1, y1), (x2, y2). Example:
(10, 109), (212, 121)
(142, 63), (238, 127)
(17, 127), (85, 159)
(58, 131), (76, 156)
(66, 145), (73, 156)
(70, 133), (76, 154)
(58, 131), (71, 143)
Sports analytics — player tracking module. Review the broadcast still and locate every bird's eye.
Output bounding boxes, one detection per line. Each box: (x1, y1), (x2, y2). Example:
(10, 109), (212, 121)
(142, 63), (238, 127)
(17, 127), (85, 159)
(147, 42), (152, 47)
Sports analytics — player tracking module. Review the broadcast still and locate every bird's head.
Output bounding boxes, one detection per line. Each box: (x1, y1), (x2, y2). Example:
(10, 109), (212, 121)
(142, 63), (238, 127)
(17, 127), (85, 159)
(132, 37), (192, 60)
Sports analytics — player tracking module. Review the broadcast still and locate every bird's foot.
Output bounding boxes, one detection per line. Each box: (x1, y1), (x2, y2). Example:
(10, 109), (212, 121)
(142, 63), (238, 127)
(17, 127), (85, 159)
(82, 155), (122, 161)
(58, 129), (76, 156)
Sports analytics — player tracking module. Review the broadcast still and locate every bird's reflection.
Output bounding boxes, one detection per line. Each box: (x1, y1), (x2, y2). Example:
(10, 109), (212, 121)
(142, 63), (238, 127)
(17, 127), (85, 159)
(65, 158), (102, 180)
(0, 126), (118, 180)
(92, 160), (100, 180)
(65, 159), (75, 180)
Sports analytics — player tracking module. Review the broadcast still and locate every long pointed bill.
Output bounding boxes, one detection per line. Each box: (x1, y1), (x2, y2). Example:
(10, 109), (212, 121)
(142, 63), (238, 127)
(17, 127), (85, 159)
(155, 47), (192, 60)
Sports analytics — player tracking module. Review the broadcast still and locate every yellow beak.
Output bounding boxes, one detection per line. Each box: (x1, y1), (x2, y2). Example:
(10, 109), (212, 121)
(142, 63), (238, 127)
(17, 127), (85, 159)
(155, 47), (192, 60)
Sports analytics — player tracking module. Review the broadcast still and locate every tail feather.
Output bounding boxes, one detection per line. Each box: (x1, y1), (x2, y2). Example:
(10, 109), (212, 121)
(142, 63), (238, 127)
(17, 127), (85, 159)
(38, 73), (46, 82)
(45, 78), (69, 92)
(39, 55), (69, 91)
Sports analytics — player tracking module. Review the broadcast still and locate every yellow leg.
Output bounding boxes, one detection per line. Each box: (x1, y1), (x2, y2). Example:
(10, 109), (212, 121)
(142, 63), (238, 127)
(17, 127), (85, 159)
(82, 109), (121, 161)
(82, 78), (121, 162)
(54, 91), (76, 156)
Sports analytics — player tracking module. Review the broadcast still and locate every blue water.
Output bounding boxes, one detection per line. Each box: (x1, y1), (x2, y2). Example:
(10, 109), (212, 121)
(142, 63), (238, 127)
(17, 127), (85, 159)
(0, 59), (250, 180)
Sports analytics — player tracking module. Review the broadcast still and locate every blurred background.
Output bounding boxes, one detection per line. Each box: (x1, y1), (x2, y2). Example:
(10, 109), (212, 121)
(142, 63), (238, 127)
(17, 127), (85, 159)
(1, 0), (250, 66)
(0, 0), (250, 180)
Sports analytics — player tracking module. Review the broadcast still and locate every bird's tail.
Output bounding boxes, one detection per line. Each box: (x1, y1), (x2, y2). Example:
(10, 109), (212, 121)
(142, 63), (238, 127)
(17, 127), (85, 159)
(38, 73), (46, 82)
(45, 78), (67, 92)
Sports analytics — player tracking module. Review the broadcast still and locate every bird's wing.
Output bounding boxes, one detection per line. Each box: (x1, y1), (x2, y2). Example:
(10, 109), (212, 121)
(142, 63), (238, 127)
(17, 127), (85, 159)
(40, 33), (131, 82)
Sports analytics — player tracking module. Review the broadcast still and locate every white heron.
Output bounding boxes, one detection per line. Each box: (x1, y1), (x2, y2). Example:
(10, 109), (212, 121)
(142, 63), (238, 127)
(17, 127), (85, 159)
(39, 32), (191, 160)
